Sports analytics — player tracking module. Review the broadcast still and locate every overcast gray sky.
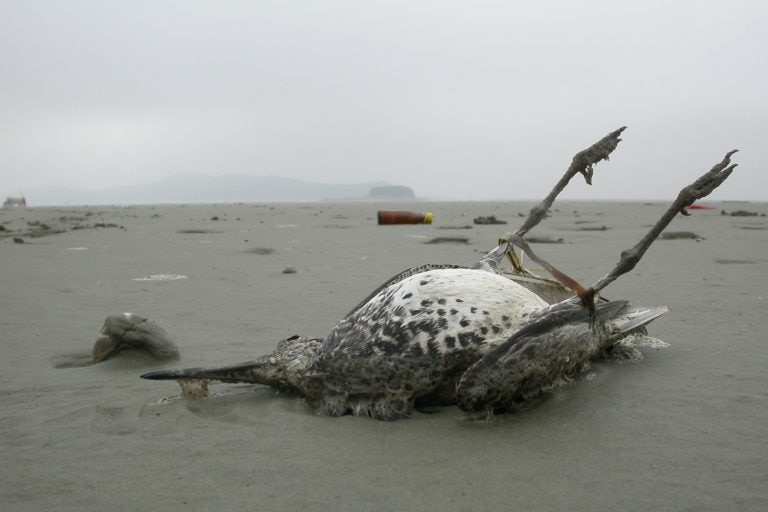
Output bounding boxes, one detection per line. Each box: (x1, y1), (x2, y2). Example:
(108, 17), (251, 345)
(1, 1), (765, 201)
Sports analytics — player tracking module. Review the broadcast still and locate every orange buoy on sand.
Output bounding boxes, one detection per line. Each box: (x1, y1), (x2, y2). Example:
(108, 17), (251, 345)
(377, 211), (433, 225)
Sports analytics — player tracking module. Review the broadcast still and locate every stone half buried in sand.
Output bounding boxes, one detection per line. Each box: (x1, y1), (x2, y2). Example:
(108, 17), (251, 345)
(473, 215), (507, 225)
(93, 313), (180, 363)
(659, 231), (704, 241)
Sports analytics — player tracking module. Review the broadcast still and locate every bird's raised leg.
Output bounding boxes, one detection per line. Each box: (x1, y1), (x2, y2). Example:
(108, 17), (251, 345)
(475, 126), (626, 275)
(514, 125), (626, 238)
(476, 126), (626, 305)
(518, 149), (738, 303)
(456, 150), (738, 415)
(589, 150), (737, 294)
(505, 148), (737, 309)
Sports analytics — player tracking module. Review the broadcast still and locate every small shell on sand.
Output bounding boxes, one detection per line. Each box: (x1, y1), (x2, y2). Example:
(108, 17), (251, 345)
(132, 274), (188, 281)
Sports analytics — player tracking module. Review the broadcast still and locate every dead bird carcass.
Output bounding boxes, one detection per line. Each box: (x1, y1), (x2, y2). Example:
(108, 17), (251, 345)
(142, 127), (737, 420)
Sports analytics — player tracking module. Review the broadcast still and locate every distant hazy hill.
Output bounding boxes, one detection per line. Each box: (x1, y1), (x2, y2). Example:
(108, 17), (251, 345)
(367, 185), (415, 200)
(22, 173), (415, 206)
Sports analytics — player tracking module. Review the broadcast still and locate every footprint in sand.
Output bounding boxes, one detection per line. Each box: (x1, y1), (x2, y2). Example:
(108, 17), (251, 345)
(91, 401), (186, 436)
(90, 405), (137, 435)
(136, 399), (191, 435)
(90, 388), (301, 436)
(142, 386), (286, 427)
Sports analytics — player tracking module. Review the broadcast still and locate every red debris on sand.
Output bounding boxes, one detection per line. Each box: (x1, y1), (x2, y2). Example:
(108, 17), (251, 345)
(685, 203), (717, 210)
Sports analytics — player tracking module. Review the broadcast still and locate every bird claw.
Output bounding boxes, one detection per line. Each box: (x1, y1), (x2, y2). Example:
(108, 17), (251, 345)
(580, 164), (595, 185)
(678, 152), (737, 210)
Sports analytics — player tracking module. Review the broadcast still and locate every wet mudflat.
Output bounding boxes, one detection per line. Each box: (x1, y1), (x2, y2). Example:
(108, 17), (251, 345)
(1, 200), (766, 511)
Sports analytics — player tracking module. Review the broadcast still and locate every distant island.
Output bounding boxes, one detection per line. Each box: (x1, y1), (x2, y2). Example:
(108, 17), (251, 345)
(17, 174), (419, 206)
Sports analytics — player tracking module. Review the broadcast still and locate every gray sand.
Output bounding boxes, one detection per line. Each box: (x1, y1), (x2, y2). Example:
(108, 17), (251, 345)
(2, 201), (767, 511)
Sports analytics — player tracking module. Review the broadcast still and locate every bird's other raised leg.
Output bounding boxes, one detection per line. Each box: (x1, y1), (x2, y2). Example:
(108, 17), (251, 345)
(479, 126), (626, 275)
(590, 150), (737, 294)
(455, 150), (737, 415)
(504, 149), (737, 311)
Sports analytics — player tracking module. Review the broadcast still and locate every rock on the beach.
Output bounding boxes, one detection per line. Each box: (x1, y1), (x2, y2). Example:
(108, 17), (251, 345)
(526, 235), (564, 244)
(473, 215), (507, 225)
(660, 231), (704, 240)
(93, 313), (180, 363)
(424, 237), (470, 244)
(246, 247), (275, 255)
(721, 209), (764, 217)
